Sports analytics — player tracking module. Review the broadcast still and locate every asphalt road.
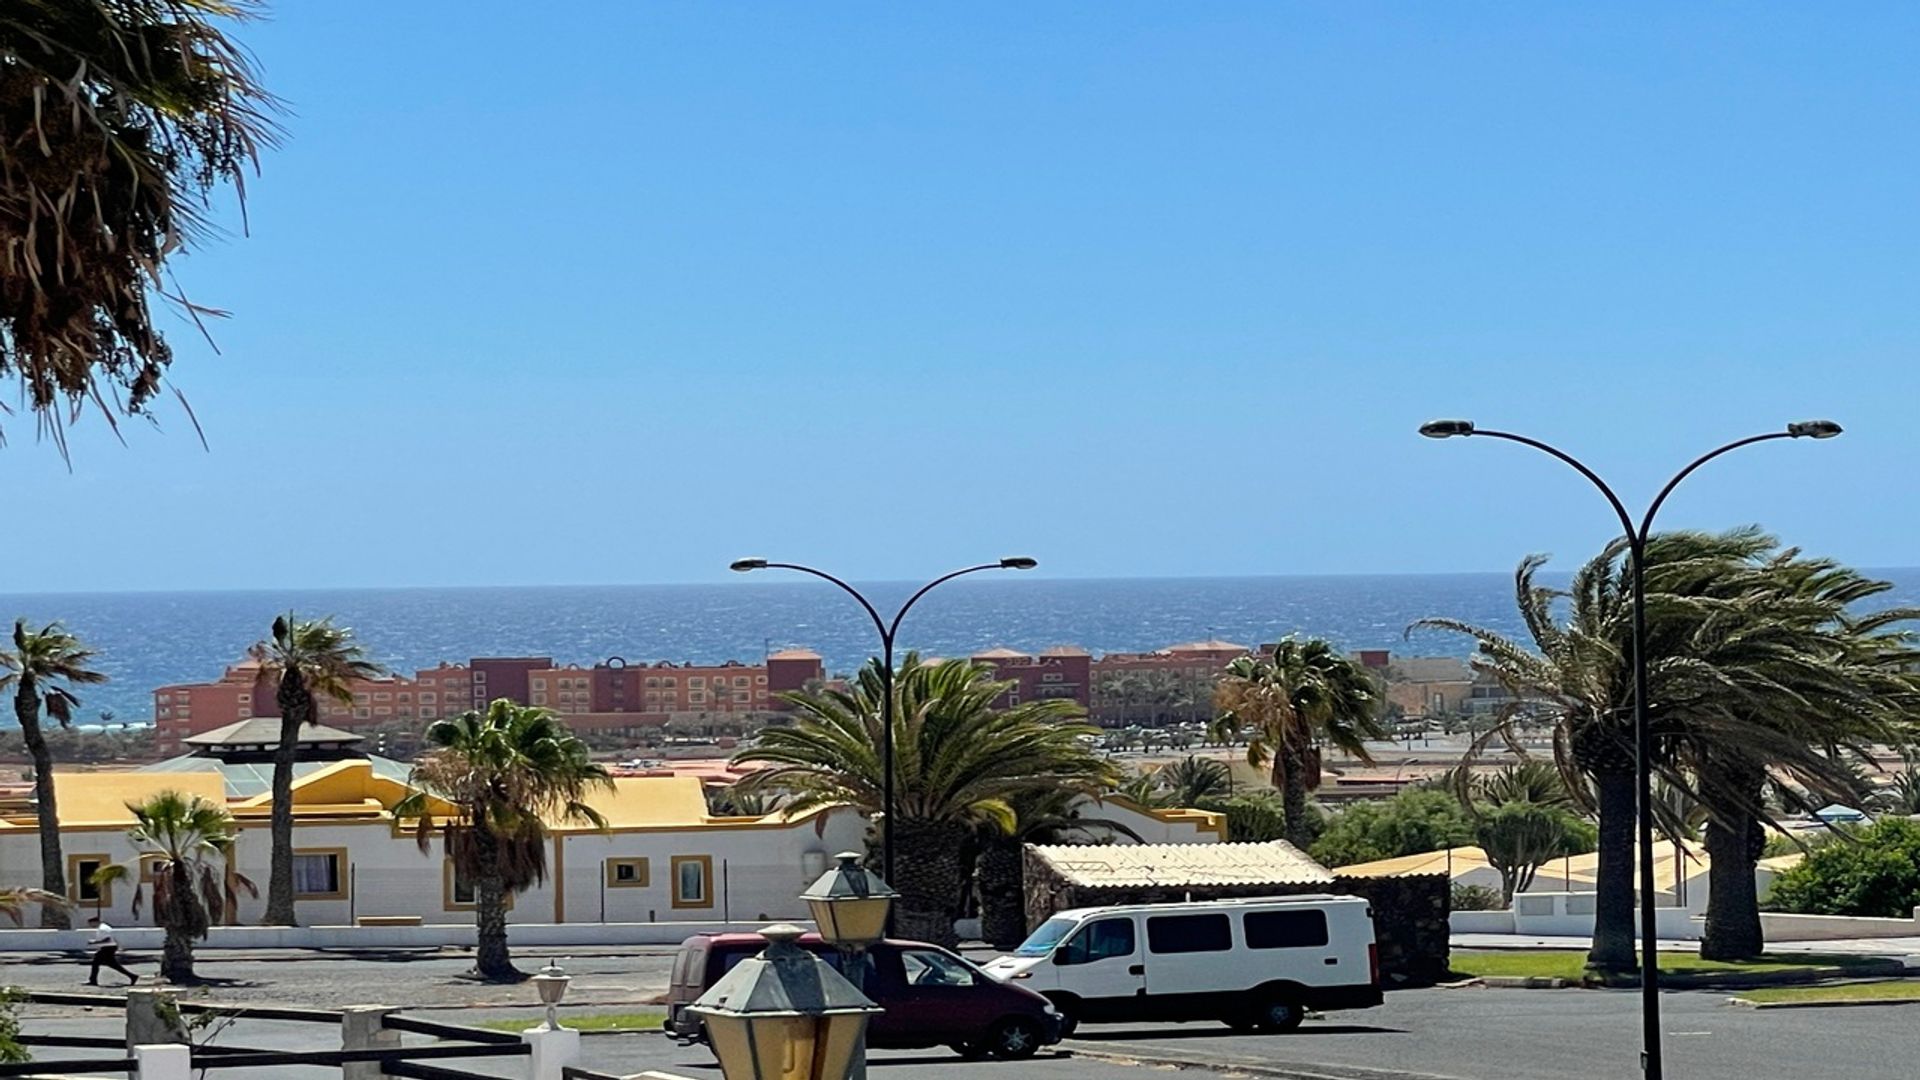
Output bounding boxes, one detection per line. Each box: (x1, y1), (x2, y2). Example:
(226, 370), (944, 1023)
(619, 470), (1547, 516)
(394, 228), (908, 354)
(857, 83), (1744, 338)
(10, 951), (1918, 1080)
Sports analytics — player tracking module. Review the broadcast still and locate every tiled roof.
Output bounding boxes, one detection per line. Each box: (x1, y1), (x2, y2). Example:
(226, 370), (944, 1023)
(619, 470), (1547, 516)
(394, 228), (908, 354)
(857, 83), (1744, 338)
(767, 648), (822, 661)
(972, 647), (1033, 661)
(183, 718), (364, 748)
(1028, 841), (1332, 888)
(1167, 639), (1250, 653)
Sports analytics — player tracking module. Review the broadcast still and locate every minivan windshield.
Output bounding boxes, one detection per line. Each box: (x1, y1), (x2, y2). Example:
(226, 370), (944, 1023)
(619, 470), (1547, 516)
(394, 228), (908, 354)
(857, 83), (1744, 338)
(1014, 917), (1077, 957)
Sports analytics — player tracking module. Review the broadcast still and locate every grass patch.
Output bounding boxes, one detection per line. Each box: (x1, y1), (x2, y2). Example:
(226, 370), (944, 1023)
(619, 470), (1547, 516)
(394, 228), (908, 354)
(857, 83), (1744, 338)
(477, 1011), (664, 1033)
(1736, 980), (1920, 1005)
(1450, 950), (1885, 982)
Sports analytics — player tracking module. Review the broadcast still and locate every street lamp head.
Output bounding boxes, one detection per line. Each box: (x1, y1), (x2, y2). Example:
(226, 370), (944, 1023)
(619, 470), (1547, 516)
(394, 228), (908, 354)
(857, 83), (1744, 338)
(730, 558), (769, 572)
(1787, 420), (1843, 440)
(1418, 419), (1476, 439)
(999, 557), (1039, 570)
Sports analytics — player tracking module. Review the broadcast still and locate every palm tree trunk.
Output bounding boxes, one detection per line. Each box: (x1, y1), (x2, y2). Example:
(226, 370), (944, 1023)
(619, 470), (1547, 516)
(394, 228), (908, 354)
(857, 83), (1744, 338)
(977, 837), (1028, 950)
(893, 819), (969, 948)
(265, 672), (310, 926)
(17, 679), (71, 929)
(472, 828), (517, 980)
(474, 873), (515, 980)
(1279, 744), (1311, 849)
(1701, 759), (1765, 961)
(1587, 769), (1638, 974)
(161, 925), (195, 982)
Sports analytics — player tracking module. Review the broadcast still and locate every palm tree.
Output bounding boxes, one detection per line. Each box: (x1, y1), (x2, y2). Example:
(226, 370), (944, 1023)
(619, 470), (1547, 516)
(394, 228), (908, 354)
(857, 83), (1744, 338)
(1212, 637), (1383, 849)
(394, 701), (610, 981)
(1, 620), (107, 928)
(1660, 548), (1920, 959)
(0, 0), (276, 454)
(1154, 755), (1233, 808)
(248, 615), (384, 925)
(975, 788), (1141, 950)
(1419, 530), (1920, 969)
(735, 655), (1116, 947)
(120, 790), (253, 982)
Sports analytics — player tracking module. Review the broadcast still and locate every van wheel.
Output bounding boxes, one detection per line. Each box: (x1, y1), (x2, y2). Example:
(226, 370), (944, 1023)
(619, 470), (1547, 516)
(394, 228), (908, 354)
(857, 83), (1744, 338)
(1251, 999), (1305, 1033)
(986, 1016), (1043, 1060)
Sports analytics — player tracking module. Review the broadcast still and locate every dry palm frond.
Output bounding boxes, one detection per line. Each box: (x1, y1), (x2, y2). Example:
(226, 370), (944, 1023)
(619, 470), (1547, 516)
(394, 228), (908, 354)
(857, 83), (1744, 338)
(0, 0), (280, 457)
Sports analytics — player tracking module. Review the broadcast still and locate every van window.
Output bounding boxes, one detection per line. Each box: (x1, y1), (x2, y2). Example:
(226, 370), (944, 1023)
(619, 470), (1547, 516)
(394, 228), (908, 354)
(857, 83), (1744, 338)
(1146, 913), (1232, 954)
(1244, 909), (1330, 949)
(1015, 916), (1077, 957)
(1057, 917), (1135, 965)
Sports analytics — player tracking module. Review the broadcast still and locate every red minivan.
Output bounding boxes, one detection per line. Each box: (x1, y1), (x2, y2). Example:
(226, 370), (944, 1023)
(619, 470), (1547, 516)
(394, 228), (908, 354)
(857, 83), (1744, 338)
(668, 932), (1063, 1060)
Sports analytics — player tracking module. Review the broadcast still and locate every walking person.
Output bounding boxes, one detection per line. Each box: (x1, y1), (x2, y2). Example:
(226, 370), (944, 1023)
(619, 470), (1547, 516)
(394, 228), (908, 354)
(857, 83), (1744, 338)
(86, 919), (138, 986)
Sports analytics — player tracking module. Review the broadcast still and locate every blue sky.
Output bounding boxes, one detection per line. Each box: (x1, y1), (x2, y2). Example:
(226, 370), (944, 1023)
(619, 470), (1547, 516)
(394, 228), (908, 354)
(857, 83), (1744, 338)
(9, 3), (1920, 591)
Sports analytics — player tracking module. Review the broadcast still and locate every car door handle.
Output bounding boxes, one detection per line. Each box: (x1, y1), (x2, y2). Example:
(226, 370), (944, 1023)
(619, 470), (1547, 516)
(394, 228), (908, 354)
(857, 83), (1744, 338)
(1324, 957), (1339, 965)
(1128, 964), (1145, 976)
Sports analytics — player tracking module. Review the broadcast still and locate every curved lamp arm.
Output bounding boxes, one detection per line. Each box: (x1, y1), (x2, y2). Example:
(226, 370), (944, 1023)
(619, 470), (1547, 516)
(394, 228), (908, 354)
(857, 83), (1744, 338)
(754, 562), (889, 643)
(1638, 431), (1798, 539)
(888, 563), (1015, 642)
(1467, 429), (1639, 545)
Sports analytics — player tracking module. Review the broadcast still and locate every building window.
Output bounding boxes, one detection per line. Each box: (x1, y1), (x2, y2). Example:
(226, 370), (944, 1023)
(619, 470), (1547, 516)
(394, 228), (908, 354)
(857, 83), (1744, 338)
(443, 861), (515, 912)
(354, 693), (370, 705)
(733, 677), (749, 688)
(605, 858), (650, 888)
(671, 856), (713, 909)
(689, 692), (706, 704)
(373, 692), (391, 702)
(421, 707), (437, 719)
(734, 692), (750, 704)
(689, 677), (705, 688)
(68, 854), (111, 905)
(293, 849), (348, 900)
(137, 854), (170, 883)
(355, 707), (371, 719)
(421, 693), (437, 704)
(374, 707), (392, 717)
(532, 693), (548, 705)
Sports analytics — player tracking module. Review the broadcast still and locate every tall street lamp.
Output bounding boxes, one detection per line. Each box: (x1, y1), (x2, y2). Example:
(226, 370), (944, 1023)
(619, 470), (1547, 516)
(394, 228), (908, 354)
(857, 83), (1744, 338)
(729, 557), (1038, 893)
(1419, 418), (1841, 1080)
(800, 852), (897, 1080)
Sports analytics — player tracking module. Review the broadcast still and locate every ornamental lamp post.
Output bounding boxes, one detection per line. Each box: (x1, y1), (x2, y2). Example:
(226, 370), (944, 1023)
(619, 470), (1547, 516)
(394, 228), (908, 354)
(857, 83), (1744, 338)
(1418, 417), (1841, 1080)
(689, 924), (883, 1080)
(728, 557), (1038, 902)
(531, 958), (572, 1030)
(799, 852), (897, 1080)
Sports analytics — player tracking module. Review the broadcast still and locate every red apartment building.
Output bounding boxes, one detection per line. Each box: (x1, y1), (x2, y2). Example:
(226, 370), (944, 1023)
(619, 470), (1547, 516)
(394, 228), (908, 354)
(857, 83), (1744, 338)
(153, 651), (826, 750)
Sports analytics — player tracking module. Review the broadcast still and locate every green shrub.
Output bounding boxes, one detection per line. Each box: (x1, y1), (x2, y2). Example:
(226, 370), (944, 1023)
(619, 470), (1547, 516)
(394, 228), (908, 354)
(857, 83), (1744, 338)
(1763, 818), (1920, 917)
(0, 987), (25, 1065)
(1451, 883), (1505, 911)
(1309, 788), (1476, 868)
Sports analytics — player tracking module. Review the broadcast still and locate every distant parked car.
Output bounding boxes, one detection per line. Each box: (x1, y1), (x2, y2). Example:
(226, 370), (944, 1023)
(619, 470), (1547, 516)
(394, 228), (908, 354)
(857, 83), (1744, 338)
(982, 895), (1382, 1035)
(668, 932), (1063, 1060)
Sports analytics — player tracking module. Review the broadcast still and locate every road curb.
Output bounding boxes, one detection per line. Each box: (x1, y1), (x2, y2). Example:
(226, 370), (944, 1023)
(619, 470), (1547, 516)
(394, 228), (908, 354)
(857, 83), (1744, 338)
(1068, 1042), (1462, 1080)
(1728, 994), (1920, 1010)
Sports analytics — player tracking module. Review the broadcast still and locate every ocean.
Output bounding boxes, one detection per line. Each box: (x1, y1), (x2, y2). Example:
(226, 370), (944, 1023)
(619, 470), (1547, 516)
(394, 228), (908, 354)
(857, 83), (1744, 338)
(4, 571), (1919, 726)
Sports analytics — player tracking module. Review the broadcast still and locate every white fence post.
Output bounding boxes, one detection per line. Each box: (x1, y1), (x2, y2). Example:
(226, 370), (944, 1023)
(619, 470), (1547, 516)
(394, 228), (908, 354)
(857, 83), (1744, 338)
(133, 1043), (190, 1080)
(340, 1005), (401, 1080)
(522, 1025), (582, 1080)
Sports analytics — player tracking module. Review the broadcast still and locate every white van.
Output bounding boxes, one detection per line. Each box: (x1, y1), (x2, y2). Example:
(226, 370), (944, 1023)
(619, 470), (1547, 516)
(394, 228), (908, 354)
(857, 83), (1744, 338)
(982, 895), (1381, 1034)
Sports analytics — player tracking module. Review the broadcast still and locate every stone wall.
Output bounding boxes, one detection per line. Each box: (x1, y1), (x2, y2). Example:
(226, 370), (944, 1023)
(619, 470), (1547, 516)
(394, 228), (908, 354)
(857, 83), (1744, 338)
(1021, 850), (1449, 985)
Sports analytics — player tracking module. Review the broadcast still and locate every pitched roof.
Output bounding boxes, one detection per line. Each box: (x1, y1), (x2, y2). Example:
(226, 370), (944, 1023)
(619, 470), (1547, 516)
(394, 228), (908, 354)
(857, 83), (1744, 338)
(1028, 840), (1333, 888)
(767, 648), (822, 661)
(1167, 639), (1249, 654)
(141, 751), (412, 800)
(183, 718), (364, 749)
(972, 647), (1033, 661)
(568, 776), (714, 830)
(1040, 645), (1091, 657)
